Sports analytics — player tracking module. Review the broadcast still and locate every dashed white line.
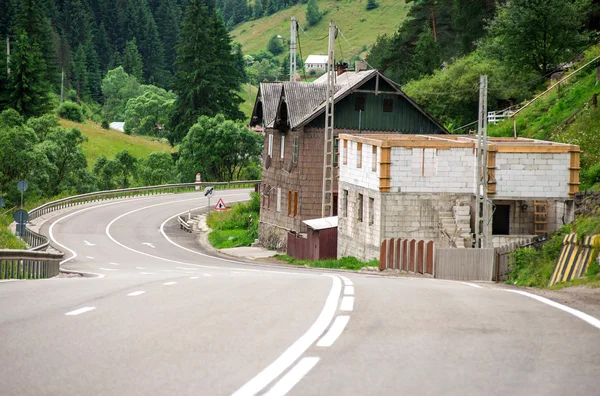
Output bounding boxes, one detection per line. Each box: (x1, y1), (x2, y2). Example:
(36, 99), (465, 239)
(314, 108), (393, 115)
(136, 267), (146, 270)
(340, 296), (354, 311)
(142, 242), (156, 248)
(263, 357), (320, 396)
(176, 267), (197, 271)
(109, 262), (120, 266)
(65, 307), (96, 316)
(340, 276), (353, 286)
(317, 315), (350, 347)
(232, 275), (342, 396)
(203, 273), (212, 277)
(503, 289), (600, 330)
(83, 240), (95, 246)
(344, 285), (355, 295)
(190, 276), (200, 279)
(99, 267), (119, 271)
(163, 281), (177, 286)
(140, 272), (157, 275)
(86, 256), (94, 259)
(127, 291), (146, 297)
(162, 270), (173, 272)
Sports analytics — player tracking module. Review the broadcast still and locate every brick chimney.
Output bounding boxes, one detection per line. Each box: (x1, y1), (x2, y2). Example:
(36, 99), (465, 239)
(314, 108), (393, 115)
(337, 62), (349, 76)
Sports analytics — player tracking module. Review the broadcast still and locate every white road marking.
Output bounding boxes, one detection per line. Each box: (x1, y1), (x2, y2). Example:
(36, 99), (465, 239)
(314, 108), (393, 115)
(263, 357), (320, 396)
(340, 276), (353, 286)
(190, 276), (200, 279)
(109, 262), (120, 266)
(65, 307), (95, 316)
(503, 289), (600, 330)
(163, 281), (177, 286)
(344, 285), (355, 295)
(162, 270), (173, 272)
(86, 256), (94, 259)
(459, 281), (483, 289)
(140, 272), (157, 275)
(99, 267), (119, 271)
(203, 273), (212, 277)
(340, 296), (354, 311)
(232, 275), (342, 396)
(135, 267), (146, 270)
(83, 240), (95, 246)
(142, 242), (155, 248)
(317, 315), (350, 347)
(176, 267), (197, 271)
(127, 291), (146, 297)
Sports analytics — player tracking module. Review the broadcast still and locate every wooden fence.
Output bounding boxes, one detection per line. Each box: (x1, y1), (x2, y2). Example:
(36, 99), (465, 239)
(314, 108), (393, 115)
(379, 238), (434, 275)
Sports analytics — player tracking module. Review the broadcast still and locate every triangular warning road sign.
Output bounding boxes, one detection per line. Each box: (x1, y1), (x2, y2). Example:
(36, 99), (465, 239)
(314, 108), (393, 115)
(214, 198), (227, 211)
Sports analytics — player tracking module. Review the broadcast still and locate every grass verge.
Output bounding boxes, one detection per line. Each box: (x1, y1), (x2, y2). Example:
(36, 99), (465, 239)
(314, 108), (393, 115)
(206, 192), (259, 249)
(274, 254), (378, 271)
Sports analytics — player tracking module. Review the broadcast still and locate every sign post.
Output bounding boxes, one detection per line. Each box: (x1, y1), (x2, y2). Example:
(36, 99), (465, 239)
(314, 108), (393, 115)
(204, 187), (214, 213)
(195, 173), (201, 191)
(17, 180), (28, 209)
(214, 198), (227, 233)
(13, 209), (28, 237)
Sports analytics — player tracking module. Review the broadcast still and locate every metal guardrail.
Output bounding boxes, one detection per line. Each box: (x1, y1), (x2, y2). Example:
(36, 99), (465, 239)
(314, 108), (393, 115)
(178, 216), (192, 233)
(0, 249), (64, 279)
(22, 227), (50, 251)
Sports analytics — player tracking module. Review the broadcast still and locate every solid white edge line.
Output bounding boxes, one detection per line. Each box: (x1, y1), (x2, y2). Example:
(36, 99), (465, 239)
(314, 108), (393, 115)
(459, 281), (483, 289)
(263, 357), (320, 396)
(232, 275), (342, 396)
(340, 296), (354, 311)
(317, 315), (350, 347)
(503, 289), (600, 330)
(127, 291), (146, 297)
(340, 275), (353, 286)
(65, 307), (96, 316)
(344, 285), (355, 295)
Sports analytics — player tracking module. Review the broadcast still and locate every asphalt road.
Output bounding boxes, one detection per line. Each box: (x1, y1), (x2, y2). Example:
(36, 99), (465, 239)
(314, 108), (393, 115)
(1, 189), (599, 396)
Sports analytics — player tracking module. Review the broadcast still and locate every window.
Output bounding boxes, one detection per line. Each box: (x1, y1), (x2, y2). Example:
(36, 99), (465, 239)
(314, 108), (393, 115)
(293, 192), (298, 216)
(343, 140), (348, 165)
(383, 98), (393, 112)
(355, 96), (366, 111)
(292, 136), (299, 164)
(280, 134), (285, 159)
(372, 145), (377, 172)
(358, 193), (363, 222)
(268, 134), (273, 156)
(288, 191), (292, 216)
(357, 143), (362, 168)
(343, 189), (348, 217)
(334, 138), (339, 167)
(277, 188), (281, 212)
(369, 197), (374, 225)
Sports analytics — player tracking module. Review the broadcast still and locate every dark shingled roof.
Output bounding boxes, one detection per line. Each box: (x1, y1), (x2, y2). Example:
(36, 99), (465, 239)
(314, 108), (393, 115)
(278, 82), (329, 128)
(258, 83), (283, 128)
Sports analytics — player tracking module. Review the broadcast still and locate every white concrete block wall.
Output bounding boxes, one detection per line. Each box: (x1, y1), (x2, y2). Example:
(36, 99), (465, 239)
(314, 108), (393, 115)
(495, 152), (571, 198)
(389, 147), (476, 194)
(339, 141), (380, 190)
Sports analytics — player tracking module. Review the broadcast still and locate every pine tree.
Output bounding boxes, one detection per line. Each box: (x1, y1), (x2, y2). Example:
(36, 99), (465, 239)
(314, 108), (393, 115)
(85, 45), (102, 103)
(366, 0), (378, 11)
(305, 0), (322, 26)
(252, 0), (263, 19)
(0, 0), (16, 38)
(121, 39), (144, 81)
(169, 0), (243, 145)
(264, 0), (276, 16)
(72, 45), (89, 102)
(0, 44), (9, 110)
(9, 31), (52, 118)
(155, 0), (181, 75)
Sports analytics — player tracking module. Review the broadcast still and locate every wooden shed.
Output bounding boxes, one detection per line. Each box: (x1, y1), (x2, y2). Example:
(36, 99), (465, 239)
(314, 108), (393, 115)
(287, 216), (338, 261)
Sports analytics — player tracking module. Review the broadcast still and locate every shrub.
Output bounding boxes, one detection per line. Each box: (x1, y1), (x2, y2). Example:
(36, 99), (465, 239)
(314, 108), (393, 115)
(57, 101), (84, 122)
(101, 120), (109, 129)
(366, 0), (379, 11)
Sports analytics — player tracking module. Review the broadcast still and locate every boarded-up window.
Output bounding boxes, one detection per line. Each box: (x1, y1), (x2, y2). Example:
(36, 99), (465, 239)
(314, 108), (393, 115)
(292, 136), (299, 164)
(357, 143), (362, 168)
(383, 98), (393, 112)
(293, 192), (298, 216)
(358, 193), (363, 222)
(372, 145), (377, 172)
(334, 138), (339, 167)
(343, 140), (348, 165)
(288, 191), (292, 216)
(369, 197), (374, 225)
(355, 97), (365, 111)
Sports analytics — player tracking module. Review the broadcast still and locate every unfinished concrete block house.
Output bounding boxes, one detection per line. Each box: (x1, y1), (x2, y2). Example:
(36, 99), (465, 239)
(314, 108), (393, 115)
(250, 68), (447, 248)
(337, 134), (580, 261)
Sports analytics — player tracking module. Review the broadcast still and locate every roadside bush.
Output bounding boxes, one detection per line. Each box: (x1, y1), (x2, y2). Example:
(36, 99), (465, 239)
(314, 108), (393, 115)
(206, 192), (260, 248)
(101, 120), (109, 129)
(57, 101), (84, 122)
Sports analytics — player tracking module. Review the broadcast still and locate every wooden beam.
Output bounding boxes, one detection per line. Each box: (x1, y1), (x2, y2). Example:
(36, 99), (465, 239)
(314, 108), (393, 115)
(353, 89), (403, 95)
(379, 147), (391, 192)
(492, 145), (577, 153)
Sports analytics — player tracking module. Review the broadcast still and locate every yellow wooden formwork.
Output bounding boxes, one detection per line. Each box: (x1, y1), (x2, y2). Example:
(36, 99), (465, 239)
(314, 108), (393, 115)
(549, 234), (600, 286)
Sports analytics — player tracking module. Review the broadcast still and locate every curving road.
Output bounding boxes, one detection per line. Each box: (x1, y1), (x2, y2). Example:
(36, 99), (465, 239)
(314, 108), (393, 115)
(1, 189), (599, 396)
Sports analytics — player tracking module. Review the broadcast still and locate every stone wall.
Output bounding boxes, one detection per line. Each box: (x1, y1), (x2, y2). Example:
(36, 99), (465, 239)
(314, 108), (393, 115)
(575, 190), (600, 216)
(495, 152), (571, 198)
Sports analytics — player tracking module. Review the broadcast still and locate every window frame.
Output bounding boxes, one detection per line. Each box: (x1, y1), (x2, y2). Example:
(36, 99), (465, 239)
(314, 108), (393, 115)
(292, 136), (299, 164)
(372, 145), (377, 172)
(280, 134), (285, 159)
(268, 134), (273, 156)
(358, 193), (363, 222)
(355, 96), (366, 112)
(383, 98), (393, 113)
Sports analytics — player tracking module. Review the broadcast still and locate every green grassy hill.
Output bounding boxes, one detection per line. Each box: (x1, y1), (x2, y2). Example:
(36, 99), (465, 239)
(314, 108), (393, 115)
(59, 119), (175, 168)
(239, 84), (259, 119)
(231, 0), (409, 62)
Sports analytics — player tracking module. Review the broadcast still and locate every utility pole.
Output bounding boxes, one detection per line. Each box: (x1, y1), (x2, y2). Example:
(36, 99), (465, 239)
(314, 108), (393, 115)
(475, 75), (489, 248)
(289, 16), (297, 82)
(321, 21), (336, 218)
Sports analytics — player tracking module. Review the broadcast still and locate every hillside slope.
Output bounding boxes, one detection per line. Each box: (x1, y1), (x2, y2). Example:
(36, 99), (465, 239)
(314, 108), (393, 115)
(231, 0), (409, 61)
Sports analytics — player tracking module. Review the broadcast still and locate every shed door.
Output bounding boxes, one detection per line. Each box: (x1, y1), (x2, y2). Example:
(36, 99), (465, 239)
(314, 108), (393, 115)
(493, 205), (510, 235)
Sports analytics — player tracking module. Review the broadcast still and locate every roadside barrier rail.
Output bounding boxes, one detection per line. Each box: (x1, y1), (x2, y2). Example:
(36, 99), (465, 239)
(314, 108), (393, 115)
(22, 227), (50, 251)
(178, 216), (192, 233)
(0, 249), (64, 279)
